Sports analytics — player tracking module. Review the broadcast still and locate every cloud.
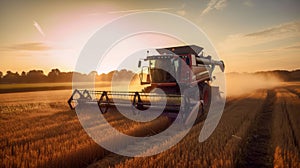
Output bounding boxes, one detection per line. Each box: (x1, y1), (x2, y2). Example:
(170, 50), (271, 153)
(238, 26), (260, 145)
(215, 0), (227, 9)
(6, 42), (51, 51)
(284, 44), (300, 50)
(219, 20), (300, 52)
(244, 21), (300, 38)
(33, 20), (45, 37)
(201, 0), (227, 16)
(108, 7), (172, 14)
(243, 0), (254, 7)
(256, 42), (300, 53)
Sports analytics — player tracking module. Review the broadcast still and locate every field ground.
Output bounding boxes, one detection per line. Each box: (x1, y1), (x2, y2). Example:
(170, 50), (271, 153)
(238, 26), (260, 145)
(0, 82), (300, 167)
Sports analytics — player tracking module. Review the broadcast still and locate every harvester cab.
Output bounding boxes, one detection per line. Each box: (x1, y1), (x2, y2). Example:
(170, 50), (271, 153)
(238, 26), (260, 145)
(68, 45), (225, 123)
(139, 45), (224, 96)
(140, 46), (224, 83)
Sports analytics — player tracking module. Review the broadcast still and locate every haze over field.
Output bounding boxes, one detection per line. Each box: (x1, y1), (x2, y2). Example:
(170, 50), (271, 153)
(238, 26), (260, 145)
(226, 73), (282, 96)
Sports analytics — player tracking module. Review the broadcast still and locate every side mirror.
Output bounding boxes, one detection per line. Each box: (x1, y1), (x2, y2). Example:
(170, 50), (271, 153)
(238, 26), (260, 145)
(138, 60), (141, 68)
(220, 60), (225, 72)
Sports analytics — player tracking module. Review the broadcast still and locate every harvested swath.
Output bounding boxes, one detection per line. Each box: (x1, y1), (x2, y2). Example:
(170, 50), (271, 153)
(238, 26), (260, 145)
(272, 88), (300, 168)
(236, 90), (276, 167)
(112, 90), (268, 168)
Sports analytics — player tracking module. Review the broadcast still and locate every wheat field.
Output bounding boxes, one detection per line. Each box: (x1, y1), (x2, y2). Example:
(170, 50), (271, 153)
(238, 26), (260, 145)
(1, 83), (300, 167)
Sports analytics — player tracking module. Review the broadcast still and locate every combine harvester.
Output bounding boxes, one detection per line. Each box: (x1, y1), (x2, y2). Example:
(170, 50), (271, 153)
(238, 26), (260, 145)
(68, 45), (225, 123)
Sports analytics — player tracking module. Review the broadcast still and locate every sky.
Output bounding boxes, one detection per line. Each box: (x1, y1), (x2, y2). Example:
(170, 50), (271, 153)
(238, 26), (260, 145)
(0, 0), (299, 74)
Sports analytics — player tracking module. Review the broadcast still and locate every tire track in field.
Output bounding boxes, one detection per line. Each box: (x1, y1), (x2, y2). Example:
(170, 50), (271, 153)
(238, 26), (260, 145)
(286, 88), (300, 99)
(281, 95), (299, 154)
(236, 90), (276, 168)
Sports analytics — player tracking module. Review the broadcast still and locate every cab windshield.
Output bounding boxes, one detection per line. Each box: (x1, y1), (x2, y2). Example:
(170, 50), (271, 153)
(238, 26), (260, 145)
(149, 58), (179, 83)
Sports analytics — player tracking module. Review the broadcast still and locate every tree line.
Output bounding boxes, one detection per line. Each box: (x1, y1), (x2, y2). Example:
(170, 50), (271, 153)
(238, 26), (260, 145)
(0, 69), (138, 84)
(0, 68), (299, 84)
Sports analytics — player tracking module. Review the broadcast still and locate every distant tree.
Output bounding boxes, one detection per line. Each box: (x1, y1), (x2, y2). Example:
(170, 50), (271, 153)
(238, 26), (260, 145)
(20, 71), (27, 82)
(88, 71), (98, 80)
(48, 69), (61, 82)
(107, 70), (117, 81)
(21, 71), (26, 77)
(111, 69), (136, 81)
(57, 72), (73, 82)
(71, 72), (80, 82)
(27, 70), (46, 83)
(99, 73), (108, 81)
(0, 69), (141, 83)
(2, 71), (20, 83)
(0, 71), (2, 83)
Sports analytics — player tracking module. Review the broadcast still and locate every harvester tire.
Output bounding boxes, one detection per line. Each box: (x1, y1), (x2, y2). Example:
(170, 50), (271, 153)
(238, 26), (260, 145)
(202, 83), (211, 112)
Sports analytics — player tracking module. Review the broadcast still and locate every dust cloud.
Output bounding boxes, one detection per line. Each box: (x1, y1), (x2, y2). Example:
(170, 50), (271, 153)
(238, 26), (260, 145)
(102, 72), (283, 97)
(107, 73), (145, 92)
(128, 75), (145, 91)
(226, 73), (282, 97)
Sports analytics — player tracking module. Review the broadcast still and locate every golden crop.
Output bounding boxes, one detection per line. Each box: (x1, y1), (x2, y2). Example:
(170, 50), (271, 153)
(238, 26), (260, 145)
(1, 84), (300, 167)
